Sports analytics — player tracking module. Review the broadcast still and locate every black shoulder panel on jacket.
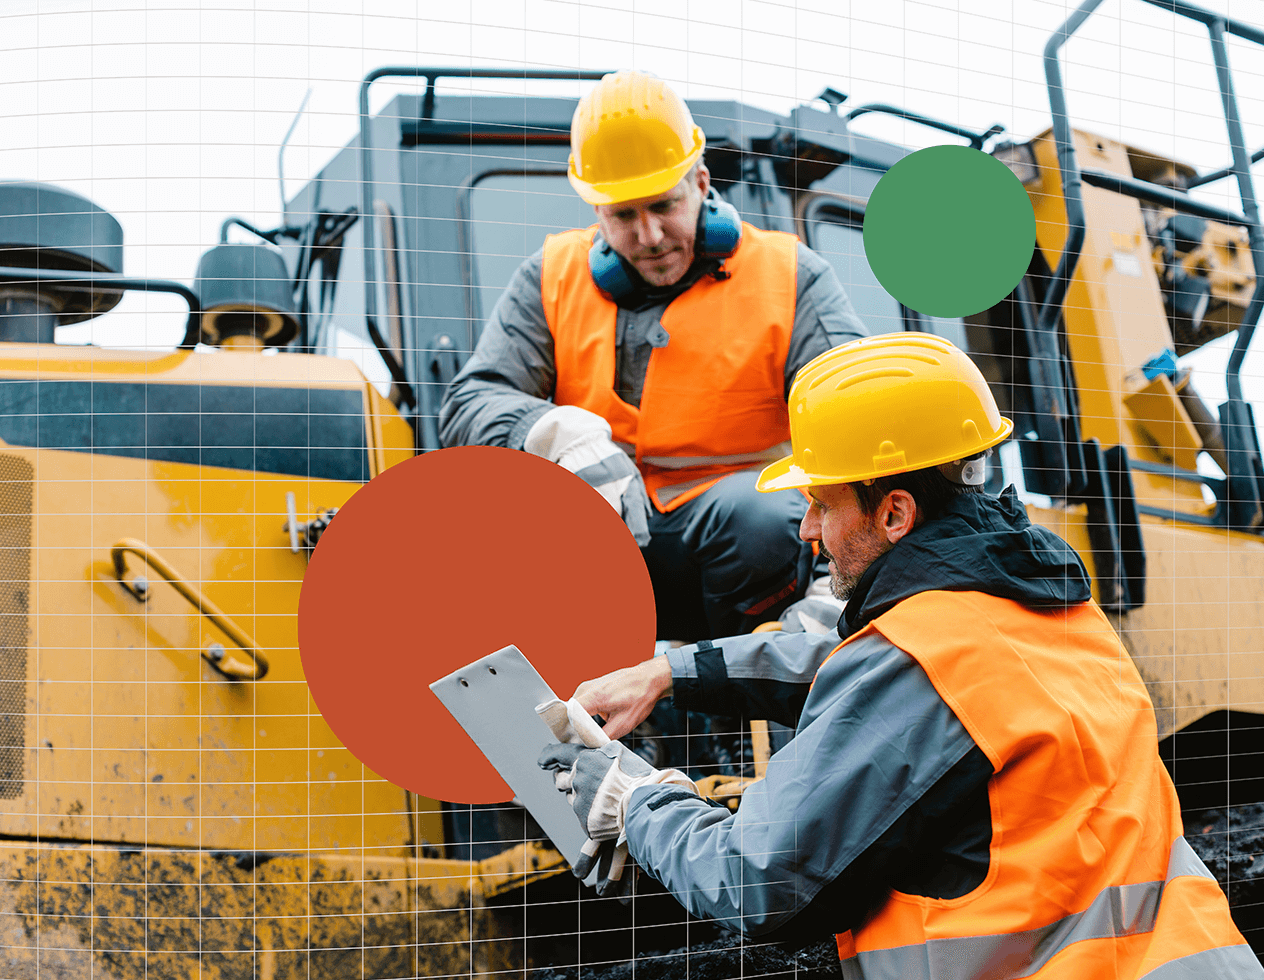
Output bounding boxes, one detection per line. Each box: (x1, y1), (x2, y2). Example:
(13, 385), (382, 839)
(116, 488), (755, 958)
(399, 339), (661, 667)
(760, 744), (994, 948)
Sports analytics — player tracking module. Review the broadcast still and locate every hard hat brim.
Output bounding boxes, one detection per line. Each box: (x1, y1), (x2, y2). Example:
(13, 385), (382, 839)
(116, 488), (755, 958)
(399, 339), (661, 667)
(568, 127), (705, 206)
(756, 454), (811, 493)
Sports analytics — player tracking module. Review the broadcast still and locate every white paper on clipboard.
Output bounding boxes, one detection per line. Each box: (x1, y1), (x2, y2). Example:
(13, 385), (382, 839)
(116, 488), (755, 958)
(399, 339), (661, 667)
(429, 645), (591, 875)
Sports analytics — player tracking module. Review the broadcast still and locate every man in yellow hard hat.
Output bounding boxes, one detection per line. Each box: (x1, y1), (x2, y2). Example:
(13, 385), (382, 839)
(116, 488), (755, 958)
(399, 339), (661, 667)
(439, 70), (868, 641)
(540, 333), (1259, 977)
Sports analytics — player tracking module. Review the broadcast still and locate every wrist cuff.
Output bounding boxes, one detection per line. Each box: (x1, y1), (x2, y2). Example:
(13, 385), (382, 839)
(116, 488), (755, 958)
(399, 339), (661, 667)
(617, 769), (697, 840)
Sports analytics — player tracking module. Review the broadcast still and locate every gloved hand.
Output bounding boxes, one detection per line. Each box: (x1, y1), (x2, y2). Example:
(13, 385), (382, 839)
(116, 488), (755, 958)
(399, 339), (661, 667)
(572, 836), (633, 900)
(524, 405), (652, 547)
(779, 594), (847, 634)
(537, 740), (697, 845)
(537, 695), (609, 748)
(536, 696), (634, 898)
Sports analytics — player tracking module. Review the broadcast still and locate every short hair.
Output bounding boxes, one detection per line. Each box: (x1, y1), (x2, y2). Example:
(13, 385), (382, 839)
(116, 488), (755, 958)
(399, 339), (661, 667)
(686, 153), (706, 183)
(850, 466), (984, 521)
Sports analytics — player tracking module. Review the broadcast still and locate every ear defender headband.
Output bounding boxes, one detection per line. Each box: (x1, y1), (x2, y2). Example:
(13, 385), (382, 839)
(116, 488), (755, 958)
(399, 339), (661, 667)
(938, 450), (991, 486)
(859, 451), (989, 490)
(588, 191), (742, 303)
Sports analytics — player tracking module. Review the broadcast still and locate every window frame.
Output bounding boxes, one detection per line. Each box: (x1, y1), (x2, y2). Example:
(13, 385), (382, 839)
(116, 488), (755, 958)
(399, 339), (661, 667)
(796, 190), (928, 335)
(455, 167), (572, 347)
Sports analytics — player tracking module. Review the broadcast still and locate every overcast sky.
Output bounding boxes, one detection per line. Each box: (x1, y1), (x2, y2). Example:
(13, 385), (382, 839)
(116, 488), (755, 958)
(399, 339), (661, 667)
(1, 0), (1263, 402)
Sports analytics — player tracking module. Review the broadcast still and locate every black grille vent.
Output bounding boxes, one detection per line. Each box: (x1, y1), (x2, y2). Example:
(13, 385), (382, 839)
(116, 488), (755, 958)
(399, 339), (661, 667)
(0, 454), (32, 799)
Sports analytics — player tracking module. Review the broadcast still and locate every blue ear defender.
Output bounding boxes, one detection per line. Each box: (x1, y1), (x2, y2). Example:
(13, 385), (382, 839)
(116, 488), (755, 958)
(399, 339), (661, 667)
(588, 190), (743, 302)
(588, 237), (639, 301)
(695, 192), (742, 260)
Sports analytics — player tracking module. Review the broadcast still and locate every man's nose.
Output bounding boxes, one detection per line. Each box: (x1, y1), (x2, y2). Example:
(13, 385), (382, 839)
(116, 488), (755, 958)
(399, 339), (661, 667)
(635, 212), (664, 248)
(800, 508), (820, 543)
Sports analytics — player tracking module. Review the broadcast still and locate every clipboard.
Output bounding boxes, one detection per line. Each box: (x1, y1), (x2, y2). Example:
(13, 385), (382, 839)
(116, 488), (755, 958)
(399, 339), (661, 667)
(429, 644), (591, 874)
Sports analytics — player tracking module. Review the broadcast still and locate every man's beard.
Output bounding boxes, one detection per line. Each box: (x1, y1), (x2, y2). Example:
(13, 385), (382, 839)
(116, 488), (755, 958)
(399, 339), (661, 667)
(827, 562), (864, 602)
(820, 532), (888, 602)
(824, 552), (866, 602)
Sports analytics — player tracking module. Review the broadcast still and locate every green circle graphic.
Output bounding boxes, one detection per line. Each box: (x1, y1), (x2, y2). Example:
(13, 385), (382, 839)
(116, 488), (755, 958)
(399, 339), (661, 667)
(862, 144), (1036, 319)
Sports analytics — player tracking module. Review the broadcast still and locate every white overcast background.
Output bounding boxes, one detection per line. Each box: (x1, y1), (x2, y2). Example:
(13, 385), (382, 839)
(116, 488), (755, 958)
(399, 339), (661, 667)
(1, 0), (1263, 409)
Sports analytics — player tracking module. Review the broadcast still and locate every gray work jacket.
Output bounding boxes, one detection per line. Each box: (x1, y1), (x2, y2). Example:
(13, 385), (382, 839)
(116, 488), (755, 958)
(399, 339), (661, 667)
(437, 241), (868, 450)
(628, 628), (991, 948)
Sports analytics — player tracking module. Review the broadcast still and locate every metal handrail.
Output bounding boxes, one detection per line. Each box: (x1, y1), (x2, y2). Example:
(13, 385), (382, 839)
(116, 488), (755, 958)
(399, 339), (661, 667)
(356, 66), (607, 409)
(1189, 145), (1264, 188)
(1203, 13), (1264, 408)
(1037, 0), (1264, 525)
(111, 537), (269, 681)
(1079, 169), (1250, 226)
(1043, 0), (1264, 412)
(842, 103), (1004, 150)
(0, 265), (202, 349)
(1039, 0), (1103, 342)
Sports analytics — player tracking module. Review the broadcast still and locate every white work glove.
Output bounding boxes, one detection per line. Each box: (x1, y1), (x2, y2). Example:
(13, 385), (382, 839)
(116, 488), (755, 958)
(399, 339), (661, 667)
(779, 593), (847, 634)
(524, 406), (652, 547)
(536, 697), (694, 899)
(537, 696), (610, 750)
(535, 696), (629, 896)
(537, 738), (696, 843)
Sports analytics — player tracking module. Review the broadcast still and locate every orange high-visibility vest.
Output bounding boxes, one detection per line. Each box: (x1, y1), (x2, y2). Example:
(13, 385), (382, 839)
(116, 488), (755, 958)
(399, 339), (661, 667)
(540, 223), (797, 512)
(826, 591), (1252, 979)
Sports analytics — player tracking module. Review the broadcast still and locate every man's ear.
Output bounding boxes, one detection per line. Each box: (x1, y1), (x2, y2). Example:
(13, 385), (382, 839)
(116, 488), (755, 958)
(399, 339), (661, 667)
(696, 163), (711, 197)
(879, 489), (918, 544)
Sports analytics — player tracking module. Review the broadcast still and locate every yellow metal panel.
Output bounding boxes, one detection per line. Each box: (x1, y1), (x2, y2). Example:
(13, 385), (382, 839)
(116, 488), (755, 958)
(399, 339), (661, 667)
(368, 384), (417, 473)
(0, 438), (411, 854)
(1123, 372), (1203, 470)
(1028, 129), (1208, 514)
(413, 793), (446, 850)
(0, 346), (559, 969)
(0, 344), (370, 386)
(1031, 130), (1171, 431)
(1028, 504), (1264, 737)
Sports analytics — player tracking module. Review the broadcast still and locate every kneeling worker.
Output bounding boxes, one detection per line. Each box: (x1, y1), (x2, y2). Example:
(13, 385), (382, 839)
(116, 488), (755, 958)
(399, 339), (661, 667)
(540, 332), (1260, 978)
(439, 70), (868, 640)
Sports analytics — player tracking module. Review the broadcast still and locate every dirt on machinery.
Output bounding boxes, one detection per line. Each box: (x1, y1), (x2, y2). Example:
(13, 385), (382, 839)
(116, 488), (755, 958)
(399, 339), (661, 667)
(531, 804), (1264, 980)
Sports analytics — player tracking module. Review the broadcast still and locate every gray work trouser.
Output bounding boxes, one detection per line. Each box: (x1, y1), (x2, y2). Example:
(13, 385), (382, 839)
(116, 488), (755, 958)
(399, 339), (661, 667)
(641, 469), (815, 641)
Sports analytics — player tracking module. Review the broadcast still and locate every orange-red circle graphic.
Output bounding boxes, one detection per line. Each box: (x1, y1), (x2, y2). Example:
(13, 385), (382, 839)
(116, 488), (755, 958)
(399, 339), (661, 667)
(298, 446), (656, 803)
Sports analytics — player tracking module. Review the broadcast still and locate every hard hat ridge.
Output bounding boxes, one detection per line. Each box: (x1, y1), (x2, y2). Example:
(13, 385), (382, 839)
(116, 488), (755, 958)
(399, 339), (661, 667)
(757, 332), (1013, 492)
(569, 70), (706, 206)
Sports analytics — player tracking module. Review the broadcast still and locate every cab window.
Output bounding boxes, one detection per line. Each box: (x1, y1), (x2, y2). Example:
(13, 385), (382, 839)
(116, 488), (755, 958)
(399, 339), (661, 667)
(801, 196), (967, 349)
(466, 172), (590, 323)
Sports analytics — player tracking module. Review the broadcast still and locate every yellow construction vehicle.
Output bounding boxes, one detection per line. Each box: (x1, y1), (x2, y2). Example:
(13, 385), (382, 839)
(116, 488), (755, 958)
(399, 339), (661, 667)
(0, 189), (581, 976)
(2, 0), (1264, 975)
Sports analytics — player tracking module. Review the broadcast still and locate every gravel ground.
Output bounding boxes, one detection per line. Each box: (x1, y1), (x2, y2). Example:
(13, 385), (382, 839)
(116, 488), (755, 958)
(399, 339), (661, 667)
(531, 804), (1264, 980)
(531, 934), (843, 980)
(1186, 803), (1264, 961)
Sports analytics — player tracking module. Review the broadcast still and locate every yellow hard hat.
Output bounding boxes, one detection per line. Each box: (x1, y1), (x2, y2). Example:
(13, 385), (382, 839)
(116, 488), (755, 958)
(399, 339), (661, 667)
(757, 332), (1014, 492)
(568, 71), (706, 206)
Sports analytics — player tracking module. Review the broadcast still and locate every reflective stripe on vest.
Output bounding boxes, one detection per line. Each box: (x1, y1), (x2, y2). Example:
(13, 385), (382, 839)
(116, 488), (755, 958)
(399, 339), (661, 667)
(640, 441), (792, 469)
(1138, 945), (1263, 979)
(830, 591), (1255, 980)
(540, 223), (797, 512)
(838, 838), (1250, 980)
